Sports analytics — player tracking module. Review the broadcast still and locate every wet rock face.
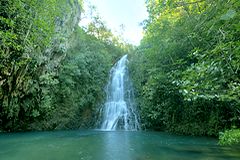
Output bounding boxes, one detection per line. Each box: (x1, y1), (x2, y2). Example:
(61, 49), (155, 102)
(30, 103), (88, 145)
(53, 0), (81, 51)
(44, 0), (81, 71)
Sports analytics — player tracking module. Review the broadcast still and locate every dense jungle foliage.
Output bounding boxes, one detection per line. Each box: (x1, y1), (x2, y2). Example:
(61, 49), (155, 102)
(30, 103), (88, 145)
(0, 0), (239, 145)
(0, 0), (127, 131)
(129, 0), (240, 144)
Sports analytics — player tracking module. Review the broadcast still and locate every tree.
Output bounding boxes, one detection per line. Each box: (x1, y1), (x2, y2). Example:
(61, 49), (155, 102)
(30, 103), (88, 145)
(130, 0), (240, 136)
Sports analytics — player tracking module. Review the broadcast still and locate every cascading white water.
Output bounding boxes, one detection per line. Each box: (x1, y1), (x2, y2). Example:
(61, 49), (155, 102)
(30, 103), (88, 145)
(100, 55), (140, 131)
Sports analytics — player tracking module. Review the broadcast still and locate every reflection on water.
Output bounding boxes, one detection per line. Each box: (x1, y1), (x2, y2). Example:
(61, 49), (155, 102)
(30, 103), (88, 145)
(0, 130), (239, 160)
(103, 131), (131, 160)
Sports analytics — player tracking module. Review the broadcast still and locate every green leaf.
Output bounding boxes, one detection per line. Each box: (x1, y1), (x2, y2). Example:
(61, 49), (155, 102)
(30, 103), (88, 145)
(32, 110), (40, 118)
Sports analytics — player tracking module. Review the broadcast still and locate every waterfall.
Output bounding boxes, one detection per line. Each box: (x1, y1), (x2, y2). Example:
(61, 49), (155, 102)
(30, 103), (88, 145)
(99, 55), (140, 131)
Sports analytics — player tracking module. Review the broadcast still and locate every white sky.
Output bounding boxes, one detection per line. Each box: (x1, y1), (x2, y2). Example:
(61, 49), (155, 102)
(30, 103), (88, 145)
(79, 0), (148, 45)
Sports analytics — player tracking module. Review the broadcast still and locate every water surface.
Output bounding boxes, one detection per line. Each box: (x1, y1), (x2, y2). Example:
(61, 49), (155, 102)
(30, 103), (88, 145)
(0, 130), (239, 160)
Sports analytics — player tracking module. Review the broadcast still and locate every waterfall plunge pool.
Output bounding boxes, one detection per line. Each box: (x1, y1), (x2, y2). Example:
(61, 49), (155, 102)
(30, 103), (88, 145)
(0, 130), (240, 160)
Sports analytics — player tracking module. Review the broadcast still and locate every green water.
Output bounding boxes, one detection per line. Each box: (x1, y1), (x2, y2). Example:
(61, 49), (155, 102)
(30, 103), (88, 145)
(0, 130), (239, 160)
